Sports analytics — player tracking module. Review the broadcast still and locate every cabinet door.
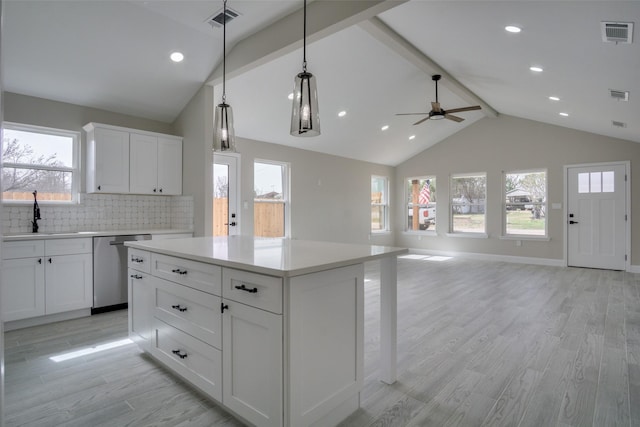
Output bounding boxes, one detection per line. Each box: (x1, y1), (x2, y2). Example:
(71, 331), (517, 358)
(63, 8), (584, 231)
(94, 127), (130, 193)
(45, 253), (93, 314)
(130, 132), (158, 194)
(128, 269), (152, 350)
(222, 300), (282, 427)
(1, 258), (45, 321)
(157, 136), (182, 195)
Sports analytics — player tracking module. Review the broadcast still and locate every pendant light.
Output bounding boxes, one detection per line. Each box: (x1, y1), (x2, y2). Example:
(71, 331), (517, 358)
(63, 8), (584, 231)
(213, 0), (236, 151)
(290, 0), (320, 137)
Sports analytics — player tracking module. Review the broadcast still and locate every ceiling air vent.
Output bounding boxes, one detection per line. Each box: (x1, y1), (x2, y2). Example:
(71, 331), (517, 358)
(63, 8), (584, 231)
(601, 22), (634, 44)
(610, 89), (630, 101)
(612, 120), (627, 128)
(206, 7), (240, 28)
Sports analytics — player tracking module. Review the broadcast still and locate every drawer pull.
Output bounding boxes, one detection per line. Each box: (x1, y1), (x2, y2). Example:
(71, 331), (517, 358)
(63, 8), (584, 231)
(235, 284), (258, 294)
(171, 268), (188, 275)
(38, 258), (42, 264)
(171, 304), (187, 312)
(132, 257), (144, 263)
(171, 349), (188, 359)
(130, 274), (142, 279)
(221, 303), (229, 313)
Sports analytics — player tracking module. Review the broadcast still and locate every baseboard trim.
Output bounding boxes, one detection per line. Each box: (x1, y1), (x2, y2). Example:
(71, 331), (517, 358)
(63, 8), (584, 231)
(4, 308), (91, 331)
(408, 248), (565, 267)
(628, 265), (640, 274)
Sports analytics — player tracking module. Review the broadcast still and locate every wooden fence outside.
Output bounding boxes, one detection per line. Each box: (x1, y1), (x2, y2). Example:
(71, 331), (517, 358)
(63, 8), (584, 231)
(213, 198), (284, 237)
(3, 191), (71, 201)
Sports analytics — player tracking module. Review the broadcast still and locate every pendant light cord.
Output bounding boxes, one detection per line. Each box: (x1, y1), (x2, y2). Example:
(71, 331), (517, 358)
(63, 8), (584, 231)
(222, 0), (227, 102)
(302, 0), (307, 72)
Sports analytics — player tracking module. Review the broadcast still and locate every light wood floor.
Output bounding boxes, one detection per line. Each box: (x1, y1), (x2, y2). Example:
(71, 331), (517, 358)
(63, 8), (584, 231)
(4, 257), (640, 426)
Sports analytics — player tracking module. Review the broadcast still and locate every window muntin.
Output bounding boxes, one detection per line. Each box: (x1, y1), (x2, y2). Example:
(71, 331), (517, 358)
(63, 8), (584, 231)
(578, 171), (615, 193)
(254, 160), (289, 237)
(406, 177), (436, 232)
(504, 170), (547, 237)
(2, 123), (79, 203)
(371, 176), (389, 232)
(450, 173), (486, 233)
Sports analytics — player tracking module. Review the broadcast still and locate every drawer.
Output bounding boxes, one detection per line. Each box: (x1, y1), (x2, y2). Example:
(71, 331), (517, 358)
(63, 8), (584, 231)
(3, 240), (45, 260)
(45, 238), (92, 256)
(153, 276), (221, 349)
(151, 319), (222, 402)
(128, 248), (151, 273)
(151, 253), (221, 296)
(222, 268), (282, 314)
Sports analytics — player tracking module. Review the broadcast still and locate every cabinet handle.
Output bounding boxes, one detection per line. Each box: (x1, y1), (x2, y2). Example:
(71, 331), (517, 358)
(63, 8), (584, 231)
(153, 188), (157, 193)
(171, 349), (188, 359)
(235, 284), (258, 294)
(171, 268), (187, 275)
(48, 258), (52, 264)
(159, 188), (163, 193)
(130, 274), (142, 279)
(38, 258), (42, 264)
(98, 185), (101, 191)
(221, 303), (229, 313)
(171, 304), (187, 312)
(132, 257), (144, 263)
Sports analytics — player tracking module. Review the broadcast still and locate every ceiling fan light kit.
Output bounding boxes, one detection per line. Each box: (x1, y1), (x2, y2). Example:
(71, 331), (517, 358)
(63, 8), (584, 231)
(396, 74), (481, 126)
(214, 0), (236, 152)
(290, 0), (321, 137)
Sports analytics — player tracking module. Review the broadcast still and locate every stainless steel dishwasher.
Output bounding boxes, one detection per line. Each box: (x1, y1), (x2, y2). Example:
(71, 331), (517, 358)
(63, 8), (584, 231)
(92, 234), (151, 314)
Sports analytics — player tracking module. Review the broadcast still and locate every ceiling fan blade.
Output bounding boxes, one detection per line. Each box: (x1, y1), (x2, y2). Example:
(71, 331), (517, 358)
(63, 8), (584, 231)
(445, 105), (481, 114)
(445, 114), (465, 123)
(413, 116), (431, 126)
(395, 113), (429, 116)
(431, 102), (441, 113)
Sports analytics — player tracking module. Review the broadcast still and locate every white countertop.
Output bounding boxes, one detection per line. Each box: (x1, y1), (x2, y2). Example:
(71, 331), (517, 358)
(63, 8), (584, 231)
(3, 229), (192, 242)
(126, 236), (408, 277)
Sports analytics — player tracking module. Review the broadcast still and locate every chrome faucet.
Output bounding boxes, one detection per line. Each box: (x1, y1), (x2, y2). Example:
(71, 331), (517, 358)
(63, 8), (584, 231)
(32, 190), (41, 233)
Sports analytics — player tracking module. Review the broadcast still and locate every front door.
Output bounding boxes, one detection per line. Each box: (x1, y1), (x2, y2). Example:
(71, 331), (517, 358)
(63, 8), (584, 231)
(213, 154), (239, 236)
(567, 163), (627, 270)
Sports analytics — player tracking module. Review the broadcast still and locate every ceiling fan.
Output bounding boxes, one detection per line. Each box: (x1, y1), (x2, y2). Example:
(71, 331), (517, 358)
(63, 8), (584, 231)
(396, 74), (481, 125)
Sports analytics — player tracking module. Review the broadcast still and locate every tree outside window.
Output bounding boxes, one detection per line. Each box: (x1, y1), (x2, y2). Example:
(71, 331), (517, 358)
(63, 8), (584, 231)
(406, 177), (436, 231)
(450, 174), (486, 233)
(2, 124), (78, 203)
(505, 170), (547, 236)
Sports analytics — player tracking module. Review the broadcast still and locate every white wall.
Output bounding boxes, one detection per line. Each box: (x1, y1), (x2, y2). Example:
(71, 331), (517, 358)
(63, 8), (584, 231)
(395, 114), (640, 265)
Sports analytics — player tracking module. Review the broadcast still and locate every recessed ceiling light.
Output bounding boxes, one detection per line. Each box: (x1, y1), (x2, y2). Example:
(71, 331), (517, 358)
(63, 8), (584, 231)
(559, 112), (569, 117)
(381, 125), (389, 131)
(549, 96), (560, 101)
(409, 135), (416, 140)
(287, 93), (294, 100)
(529, 66), (543, 72)
(170, 52), (184, 63)
(505, 26), (521, 33)
(338, 110), (347, 117)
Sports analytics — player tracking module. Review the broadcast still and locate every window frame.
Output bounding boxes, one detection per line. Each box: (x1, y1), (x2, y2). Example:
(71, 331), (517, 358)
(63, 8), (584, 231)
(404, 175), (437, 234)
(371, 175), (390, 233)
(253, 159), (290, 238)
(502, 168), (548, 239)
(449, 172), (487, 236)
(2, 122), (81, 204)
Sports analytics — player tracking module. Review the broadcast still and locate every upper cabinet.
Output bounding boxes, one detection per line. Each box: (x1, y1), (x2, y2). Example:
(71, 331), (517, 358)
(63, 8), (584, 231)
(84, 123), (182, 195)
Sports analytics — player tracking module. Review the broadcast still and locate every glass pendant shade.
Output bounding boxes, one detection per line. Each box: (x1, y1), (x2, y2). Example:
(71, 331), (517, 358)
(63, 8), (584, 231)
(290, 71), (320, 137)
(213, 102), (235, 151)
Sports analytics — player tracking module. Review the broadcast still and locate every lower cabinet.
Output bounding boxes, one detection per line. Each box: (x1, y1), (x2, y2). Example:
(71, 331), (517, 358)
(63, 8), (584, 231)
(128, 268), (153, 349)
(2, 257), (45, 321)
(45, 253), (93, 314)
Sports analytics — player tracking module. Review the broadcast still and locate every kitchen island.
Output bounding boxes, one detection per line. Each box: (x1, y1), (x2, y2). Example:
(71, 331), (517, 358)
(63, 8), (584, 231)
(125, 236), (407, 427)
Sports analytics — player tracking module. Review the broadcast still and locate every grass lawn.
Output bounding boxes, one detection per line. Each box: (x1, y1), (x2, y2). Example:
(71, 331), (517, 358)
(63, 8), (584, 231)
(506, 210), (545, 235)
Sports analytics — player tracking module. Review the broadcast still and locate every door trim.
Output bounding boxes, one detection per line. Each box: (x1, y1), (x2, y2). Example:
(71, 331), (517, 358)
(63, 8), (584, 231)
(563, 161), (630, 271)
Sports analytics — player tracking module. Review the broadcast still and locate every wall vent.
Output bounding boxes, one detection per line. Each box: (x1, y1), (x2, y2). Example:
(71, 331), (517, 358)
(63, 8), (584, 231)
(612, 120), (627, 128)
(601, 22), (633, 43)
(206, 7), (240, 28)
(610, 89), (630, 101)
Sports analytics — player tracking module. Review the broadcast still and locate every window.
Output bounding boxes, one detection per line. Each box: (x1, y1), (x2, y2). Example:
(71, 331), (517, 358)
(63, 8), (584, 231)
(504, 170), (547, 237)
(371, 176), (389, 232)
(578, 171), (614, 193)
(450, 173), (486, 233)
(254, 160), (289, 237)
(2, 123), (79, 203)
(406, 177), (436, 232)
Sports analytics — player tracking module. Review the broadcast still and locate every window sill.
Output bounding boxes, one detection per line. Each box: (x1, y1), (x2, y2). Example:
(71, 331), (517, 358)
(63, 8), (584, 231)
(445, 232), (489, 239)
(500, 235), (550, 242)
(403, 230), (437, 236)
(370, 230), (391, 236)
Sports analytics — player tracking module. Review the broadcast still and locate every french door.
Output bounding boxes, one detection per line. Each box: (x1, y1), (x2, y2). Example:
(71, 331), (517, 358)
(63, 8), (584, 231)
(213, 154), (239, 236)
(566, 162), (628, 270)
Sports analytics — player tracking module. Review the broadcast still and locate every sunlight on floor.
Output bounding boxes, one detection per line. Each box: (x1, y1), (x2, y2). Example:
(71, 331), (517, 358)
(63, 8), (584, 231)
(49, 338), (133, 362)
(399, 254), (453, 262)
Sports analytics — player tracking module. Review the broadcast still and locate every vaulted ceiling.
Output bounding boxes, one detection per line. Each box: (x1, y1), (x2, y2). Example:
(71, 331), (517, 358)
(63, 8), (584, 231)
(4, 1), (639, 166)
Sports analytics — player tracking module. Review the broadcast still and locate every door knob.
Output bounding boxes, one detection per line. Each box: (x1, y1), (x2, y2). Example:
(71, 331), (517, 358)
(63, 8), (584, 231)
(569, 220), (579, 224)
(225, 222), (237, 226)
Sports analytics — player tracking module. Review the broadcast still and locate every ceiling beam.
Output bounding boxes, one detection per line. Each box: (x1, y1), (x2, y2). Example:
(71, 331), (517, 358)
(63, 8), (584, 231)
(359, 17), (498, 118)
(206, 0), (408, 85)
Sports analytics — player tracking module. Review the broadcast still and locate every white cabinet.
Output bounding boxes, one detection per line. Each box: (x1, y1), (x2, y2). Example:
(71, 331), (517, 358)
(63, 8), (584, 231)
(1, 238), (93, 322)
(128, 268), (153, 349)
(84, 122), (182, 195)
(85, 124), (130, 193)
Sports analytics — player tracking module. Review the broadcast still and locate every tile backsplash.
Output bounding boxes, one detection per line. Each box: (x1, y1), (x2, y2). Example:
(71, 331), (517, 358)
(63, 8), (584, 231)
(2, 193), (193, 234)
